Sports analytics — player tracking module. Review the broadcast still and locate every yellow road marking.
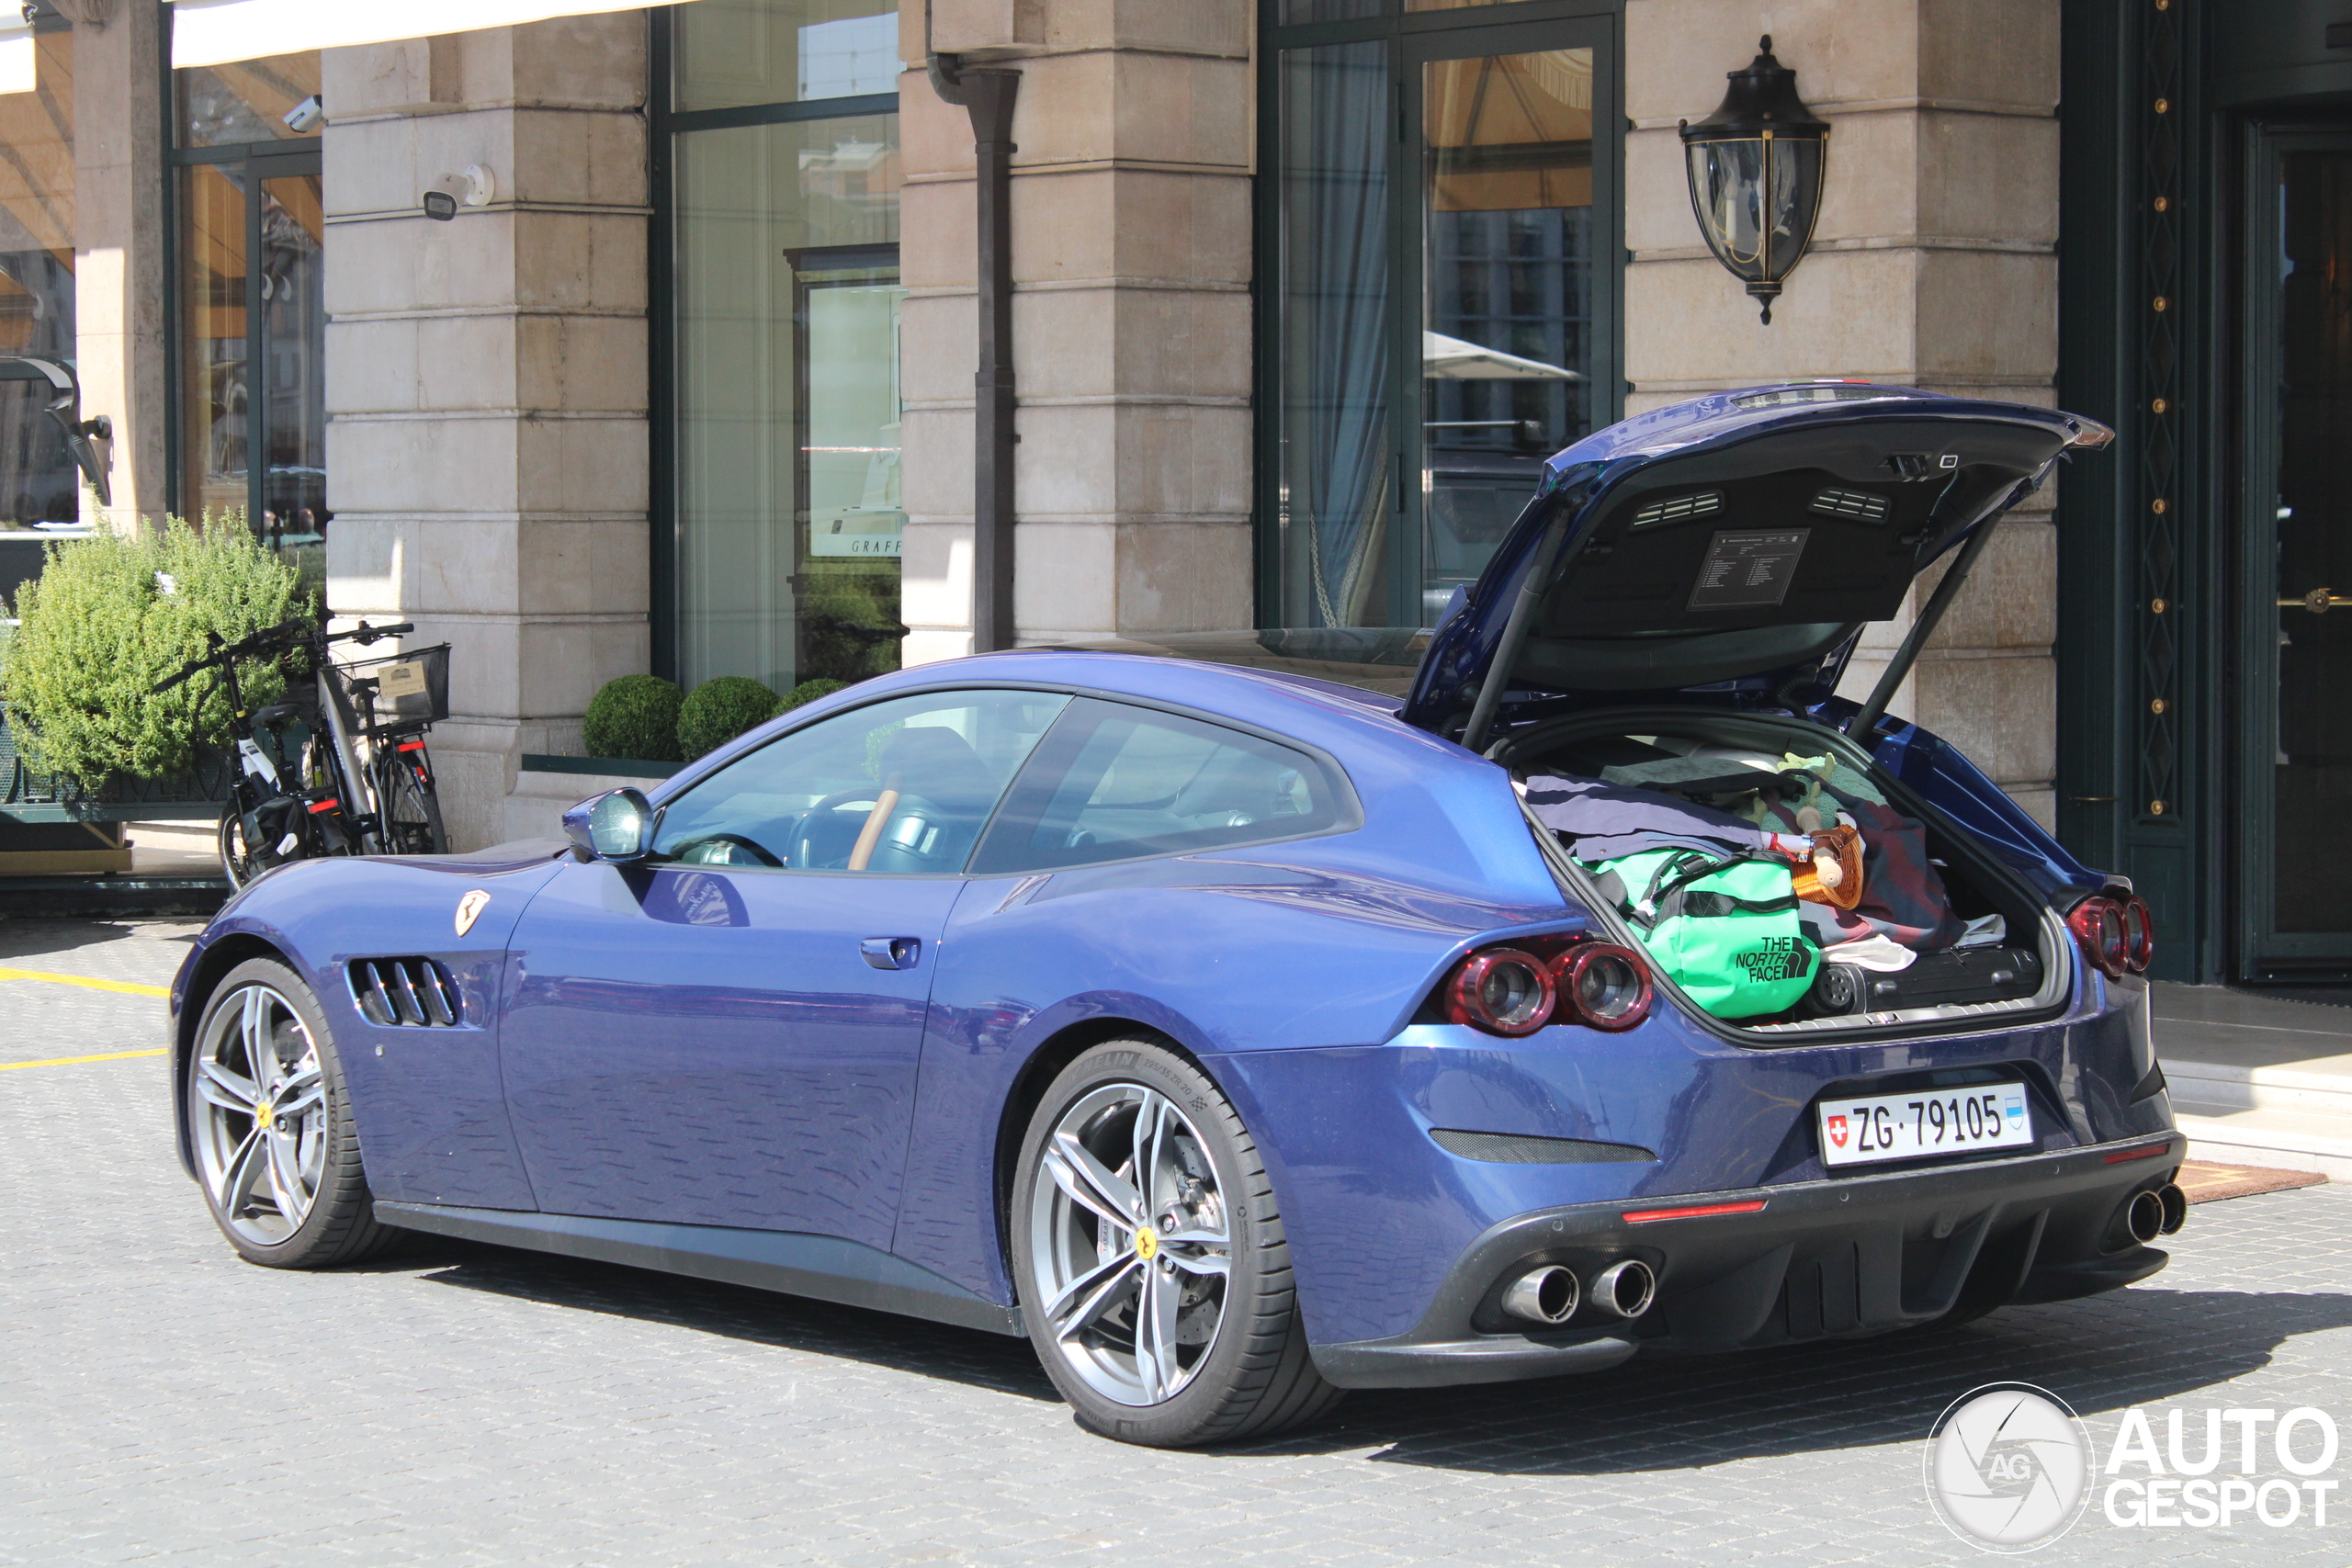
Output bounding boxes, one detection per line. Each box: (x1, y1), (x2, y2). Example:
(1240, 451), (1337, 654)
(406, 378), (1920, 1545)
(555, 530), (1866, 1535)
(0, 967), (171, 998)
(1, 1048), (168, 1072)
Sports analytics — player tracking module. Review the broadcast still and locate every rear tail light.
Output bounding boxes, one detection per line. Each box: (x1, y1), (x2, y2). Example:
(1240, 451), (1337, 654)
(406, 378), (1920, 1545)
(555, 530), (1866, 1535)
(1441, 938), (1654, 1036)
(2120, 894), (2154, 972)
(1445, 949), (1555, 1035)
(1554, 942), (1653, 1032)
(2068, 894), (2151, 978)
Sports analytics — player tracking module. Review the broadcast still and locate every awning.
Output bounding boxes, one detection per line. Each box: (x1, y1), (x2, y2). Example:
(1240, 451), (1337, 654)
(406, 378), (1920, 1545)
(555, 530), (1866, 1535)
(1422, 331), (1582, 381)
(167, 0), (691, 70)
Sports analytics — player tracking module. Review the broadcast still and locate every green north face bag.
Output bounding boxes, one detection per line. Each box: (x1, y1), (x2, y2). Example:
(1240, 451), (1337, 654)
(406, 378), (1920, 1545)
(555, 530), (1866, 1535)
(1593, 847), (1820, 1019)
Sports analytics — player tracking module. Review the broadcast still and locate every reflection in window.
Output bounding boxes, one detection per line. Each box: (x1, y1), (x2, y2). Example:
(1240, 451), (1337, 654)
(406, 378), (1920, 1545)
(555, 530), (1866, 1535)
(674, 108), (904, 693)
(676, 0), (899, 113)
(179, 164), (248, 525)
(1421, 49), (1593, 626)
(176, 51), (322, 148)
(0, 26), (75, 527)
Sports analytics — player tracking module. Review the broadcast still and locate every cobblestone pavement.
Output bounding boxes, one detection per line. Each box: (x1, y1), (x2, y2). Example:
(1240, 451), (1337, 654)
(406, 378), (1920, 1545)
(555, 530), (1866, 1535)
(4, 917), (2349, 1566)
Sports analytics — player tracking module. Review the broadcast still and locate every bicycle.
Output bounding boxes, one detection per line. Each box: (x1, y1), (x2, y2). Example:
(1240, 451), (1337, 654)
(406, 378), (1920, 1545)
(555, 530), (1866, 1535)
(153, 617), (453, 886)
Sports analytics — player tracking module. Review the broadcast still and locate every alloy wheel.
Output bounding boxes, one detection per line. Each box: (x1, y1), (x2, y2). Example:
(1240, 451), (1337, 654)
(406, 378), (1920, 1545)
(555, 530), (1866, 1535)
(190, 982), (329, 1246)
(1026, 1082), (1233, 1406)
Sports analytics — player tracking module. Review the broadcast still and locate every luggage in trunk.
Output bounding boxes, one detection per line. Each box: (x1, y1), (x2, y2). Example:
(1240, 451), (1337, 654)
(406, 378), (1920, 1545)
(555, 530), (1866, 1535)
(1801, 945), (2043, 1019)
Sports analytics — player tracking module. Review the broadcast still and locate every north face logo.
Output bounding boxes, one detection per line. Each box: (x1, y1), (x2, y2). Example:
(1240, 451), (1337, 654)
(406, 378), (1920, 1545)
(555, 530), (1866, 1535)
(1734, 936), (1811, 982)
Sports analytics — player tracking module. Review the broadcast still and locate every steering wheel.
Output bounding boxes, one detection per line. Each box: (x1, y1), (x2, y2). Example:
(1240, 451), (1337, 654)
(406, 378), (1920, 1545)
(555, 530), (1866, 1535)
(666, 832), (783, 868)
(792, 787), (968, 872)
(792, 788), (895, 871)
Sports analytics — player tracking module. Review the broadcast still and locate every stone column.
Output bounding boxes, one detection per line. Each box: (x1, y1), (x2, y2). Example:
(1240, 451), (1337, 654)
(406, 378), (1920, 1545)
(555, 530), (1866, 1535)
(72, 0), (168, 528)
(898, 0), (1253, 662)
(1625, 0), (2061, 827)
(322, 15), (649, 850)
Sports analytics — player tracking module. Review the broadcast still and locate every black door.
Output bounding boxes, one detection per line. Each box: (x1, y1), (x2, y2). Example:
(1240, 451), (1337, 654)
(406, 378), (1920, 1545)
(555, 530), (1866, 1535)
(2238, 129), (2352, 973)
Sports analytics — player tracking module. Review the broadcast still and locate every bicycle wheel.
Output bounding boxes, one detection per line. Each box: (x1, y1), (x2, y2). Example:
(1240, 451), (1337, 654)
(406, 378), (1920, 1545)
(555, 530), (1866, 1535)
(377, 758), (449, 855)
(217, 793), (288, 889)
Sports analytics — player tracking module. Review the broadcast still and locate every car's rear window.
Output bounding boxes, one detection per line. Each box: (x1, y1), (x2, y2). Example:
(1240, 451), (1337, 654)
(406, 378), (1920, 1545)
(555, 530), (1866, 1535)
(970, 697), (1352, 873)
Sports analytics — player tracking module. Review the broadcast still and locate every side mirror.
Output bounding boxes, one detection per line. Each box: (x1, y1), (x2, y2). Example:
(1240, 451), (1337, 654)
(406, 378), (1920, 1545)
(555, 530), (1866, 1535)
(562, 788), (655, 863)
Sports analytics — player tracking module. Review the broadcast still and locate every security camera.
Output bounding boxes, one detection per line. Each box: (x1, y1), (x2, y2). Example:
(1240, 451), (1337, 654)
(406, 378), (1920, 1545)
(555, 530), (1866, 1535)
(421, 164), (494, 221)
(283, 95), (323, 134)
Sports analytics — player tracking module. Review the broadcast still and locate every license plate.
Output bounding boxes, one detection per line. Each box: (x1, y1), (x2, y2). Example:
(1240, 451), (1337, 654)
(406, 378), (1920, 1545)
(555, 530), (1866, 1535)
(1816, 1085), (2032, 1168)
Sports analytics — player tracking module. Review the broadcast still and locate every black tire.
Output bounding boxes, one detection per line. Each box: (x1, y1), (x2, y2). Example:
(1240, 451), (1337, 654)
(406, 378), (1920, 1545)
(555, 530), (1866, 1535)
(377, 757), (448, 855)
(216, 794), (288, 889)
(1011, 1039), (1343, 1447)
(186, 957), (400, 1269)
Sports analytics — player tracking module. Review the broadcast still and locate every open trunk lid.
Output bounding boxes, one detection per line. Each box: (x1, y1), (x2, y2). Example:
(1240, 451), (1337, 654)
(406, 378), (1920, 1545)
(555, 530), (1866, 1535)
(1401, 384), (2113, 741)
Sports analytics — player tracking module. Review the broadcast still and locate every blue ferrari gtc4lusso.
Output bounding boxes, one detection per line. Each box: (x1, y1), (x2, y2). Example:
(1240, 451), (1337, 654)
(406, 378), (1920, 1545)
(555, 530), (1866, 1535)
(169, 384), (2181, 1449)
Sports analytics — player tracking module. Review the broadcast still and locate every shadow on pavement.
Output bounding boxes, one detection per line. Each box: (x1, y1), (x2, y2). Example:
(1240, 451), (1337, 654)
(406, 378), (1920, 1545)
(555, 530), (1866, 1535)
(394, 1234), (1061, 1404)
(1240, 1286), (2352, 1472)
(372, 1223), (2352, 1469)
(0, 916), (203, 964)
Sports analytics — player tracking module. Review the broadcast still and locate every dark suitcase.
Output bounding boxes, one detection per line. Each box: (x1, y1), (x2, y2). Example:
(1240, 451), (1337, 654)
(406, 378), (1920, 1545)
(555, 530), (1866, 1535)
(1802, 945), (2042, 1018)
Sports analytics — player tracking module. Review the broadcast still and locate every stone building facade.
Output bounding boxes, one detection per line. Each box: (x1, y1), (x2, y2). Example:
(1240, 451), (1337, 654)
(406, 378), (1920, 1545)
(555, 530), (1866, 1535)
(12, 0), (2336, 984)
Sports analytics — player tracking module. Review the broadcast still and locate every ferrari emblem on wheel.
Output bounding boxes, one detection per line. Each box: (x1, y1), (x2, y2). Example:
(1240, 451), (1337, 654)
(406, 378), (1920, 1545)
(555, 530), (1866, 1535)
(1134, 1225), (1159, 1261)
(454, 890), (491, 936)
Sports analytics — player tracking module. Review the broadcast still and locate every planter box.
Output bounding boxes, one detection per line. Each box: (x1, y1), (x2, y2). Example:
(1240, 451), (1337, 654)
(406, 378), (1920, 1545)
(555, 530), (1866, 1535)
(0, 706), (232, 825)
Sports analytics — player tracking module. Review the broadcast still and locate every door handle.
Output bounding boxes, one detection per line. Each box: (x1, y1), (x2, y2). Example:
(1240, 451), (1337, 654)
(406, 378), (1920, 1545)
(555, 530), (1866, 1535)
(2279, 587), (2352, 613)
(860, 937), (922, 971)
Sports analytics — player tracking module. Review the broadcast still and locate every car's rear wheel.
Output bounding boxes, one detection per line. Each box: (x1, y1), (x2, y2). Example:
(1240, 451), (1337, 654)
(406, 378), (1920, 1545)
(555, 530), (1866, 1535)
(1012, 1039), (1341, 1447)
(187, 957), (399, 1269)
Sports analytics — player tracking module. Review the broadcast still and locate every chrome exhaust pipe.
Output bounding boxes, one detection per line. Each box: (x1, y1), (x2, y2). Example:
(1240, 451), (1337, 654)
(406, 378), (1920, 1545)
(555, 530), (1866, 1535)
(2125, 1189), (2165, 1245)
(2157, 1182), (2187, 1235)
(1589, 1258), (1657, 1320)
(1500, 1264), (1579, 1325)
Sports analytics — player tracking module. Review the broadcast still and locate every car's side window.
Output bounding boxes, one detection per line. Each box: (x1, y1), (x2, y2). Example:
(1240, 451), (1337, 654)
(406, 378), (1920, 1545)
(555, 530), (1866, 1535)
(971, 697), (1351, 874)
(650, 689), (1070, 874)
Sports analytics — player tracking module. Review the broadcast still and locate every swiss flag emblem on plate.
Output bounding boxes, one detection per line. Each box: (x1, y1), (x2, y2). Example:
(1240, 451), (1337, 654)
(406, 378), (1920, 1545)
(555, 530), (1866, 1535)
(1826, 1114), (1849, 1148)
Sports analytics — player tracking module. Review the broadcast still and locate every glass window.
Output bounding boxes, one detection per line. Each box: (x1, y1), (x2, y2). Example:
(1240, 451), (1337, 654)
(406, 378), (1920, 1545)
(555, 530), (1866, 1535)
(1266, 19), (1609, 633)
(174, 51), (326, 595)
(973, 699), (1353, 874)
(672, 74), (902, 694)
(651, 688), (1067, 873)
(176, 51), (322, 148)
(0, 23), (76, 528)
(676, 0), (899, 113)
(1420, 48), (1593, 623)
(179, 164), (248, 525)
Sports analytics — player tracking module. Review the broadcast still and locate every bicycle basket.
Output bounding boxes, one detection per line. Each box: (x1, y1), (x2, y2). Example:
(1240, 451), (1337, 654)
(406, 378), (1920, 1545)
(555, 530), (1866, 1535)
(334, 644), (450, 736)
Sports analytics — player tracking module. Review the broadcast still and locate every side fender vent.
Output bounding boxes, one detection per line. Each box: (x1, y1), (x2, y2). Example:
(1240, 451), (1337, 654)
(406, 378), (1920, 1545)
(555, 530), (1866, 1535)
(348, 957), (463, 1027)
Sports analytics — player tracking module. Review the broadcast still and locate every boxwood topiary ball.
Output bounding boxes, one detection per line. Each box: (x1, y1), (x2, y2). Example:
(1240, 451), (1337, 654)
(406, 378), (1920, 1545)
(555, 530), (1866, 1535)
(677, 675), (783, 761)
(582, 673), (684, 762)
(780, 676), (849, 713)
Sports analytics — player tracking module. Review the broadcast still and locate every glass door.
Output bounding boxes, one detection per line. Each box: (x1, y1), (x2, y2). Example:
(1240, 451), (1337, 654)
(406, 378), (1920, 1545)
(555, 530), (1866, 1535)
(2241, 130), (2352, 971)
(1266, 11), (1615, 631)
(1408, 36), (1598, 627)
(172, 51), (326, 592)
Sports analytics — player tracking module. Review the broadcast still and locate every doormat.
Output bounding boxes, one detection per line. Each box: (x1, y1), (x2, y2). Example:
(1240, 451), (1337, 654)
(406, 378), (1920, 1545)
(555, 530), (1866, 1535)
(2176, 1159), (2328, 1204)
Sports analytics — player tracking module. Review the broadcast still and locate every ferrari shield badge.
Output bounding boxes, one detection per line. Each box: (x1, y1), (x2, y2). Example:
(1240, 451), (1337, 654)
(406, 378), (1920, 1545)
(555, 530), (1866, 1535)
(454, 889), (492, 936)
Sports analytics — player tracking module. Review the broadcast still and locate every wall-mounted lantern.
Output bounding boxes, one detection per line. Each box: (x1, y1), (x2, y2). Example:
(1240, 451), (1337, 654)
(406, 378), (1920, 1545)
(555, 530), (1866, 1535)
(1679, 36), (1830, 324)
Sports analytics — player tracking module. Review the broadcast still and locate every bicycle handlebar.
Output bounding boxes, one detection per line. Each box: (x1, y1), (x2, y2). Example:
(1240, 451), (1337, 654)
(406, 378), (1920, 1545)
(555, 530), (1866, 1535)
(148, 617), (420, 694)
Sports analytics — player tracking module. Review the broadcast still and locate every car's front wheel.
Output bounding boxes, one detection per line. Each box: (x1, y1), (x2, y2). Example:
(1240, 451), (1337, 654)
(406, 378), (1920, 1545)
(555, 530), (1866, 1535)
(1011, 1039), (1341, 1447)
(187, 957), (399, 1269)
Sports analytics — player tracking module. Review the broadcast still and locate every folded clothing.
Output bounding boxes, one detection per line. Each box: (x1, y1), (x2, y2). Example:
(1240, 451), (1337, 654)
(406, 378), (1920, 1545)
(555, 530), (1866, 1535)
(1522, 774), (1773, 864)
